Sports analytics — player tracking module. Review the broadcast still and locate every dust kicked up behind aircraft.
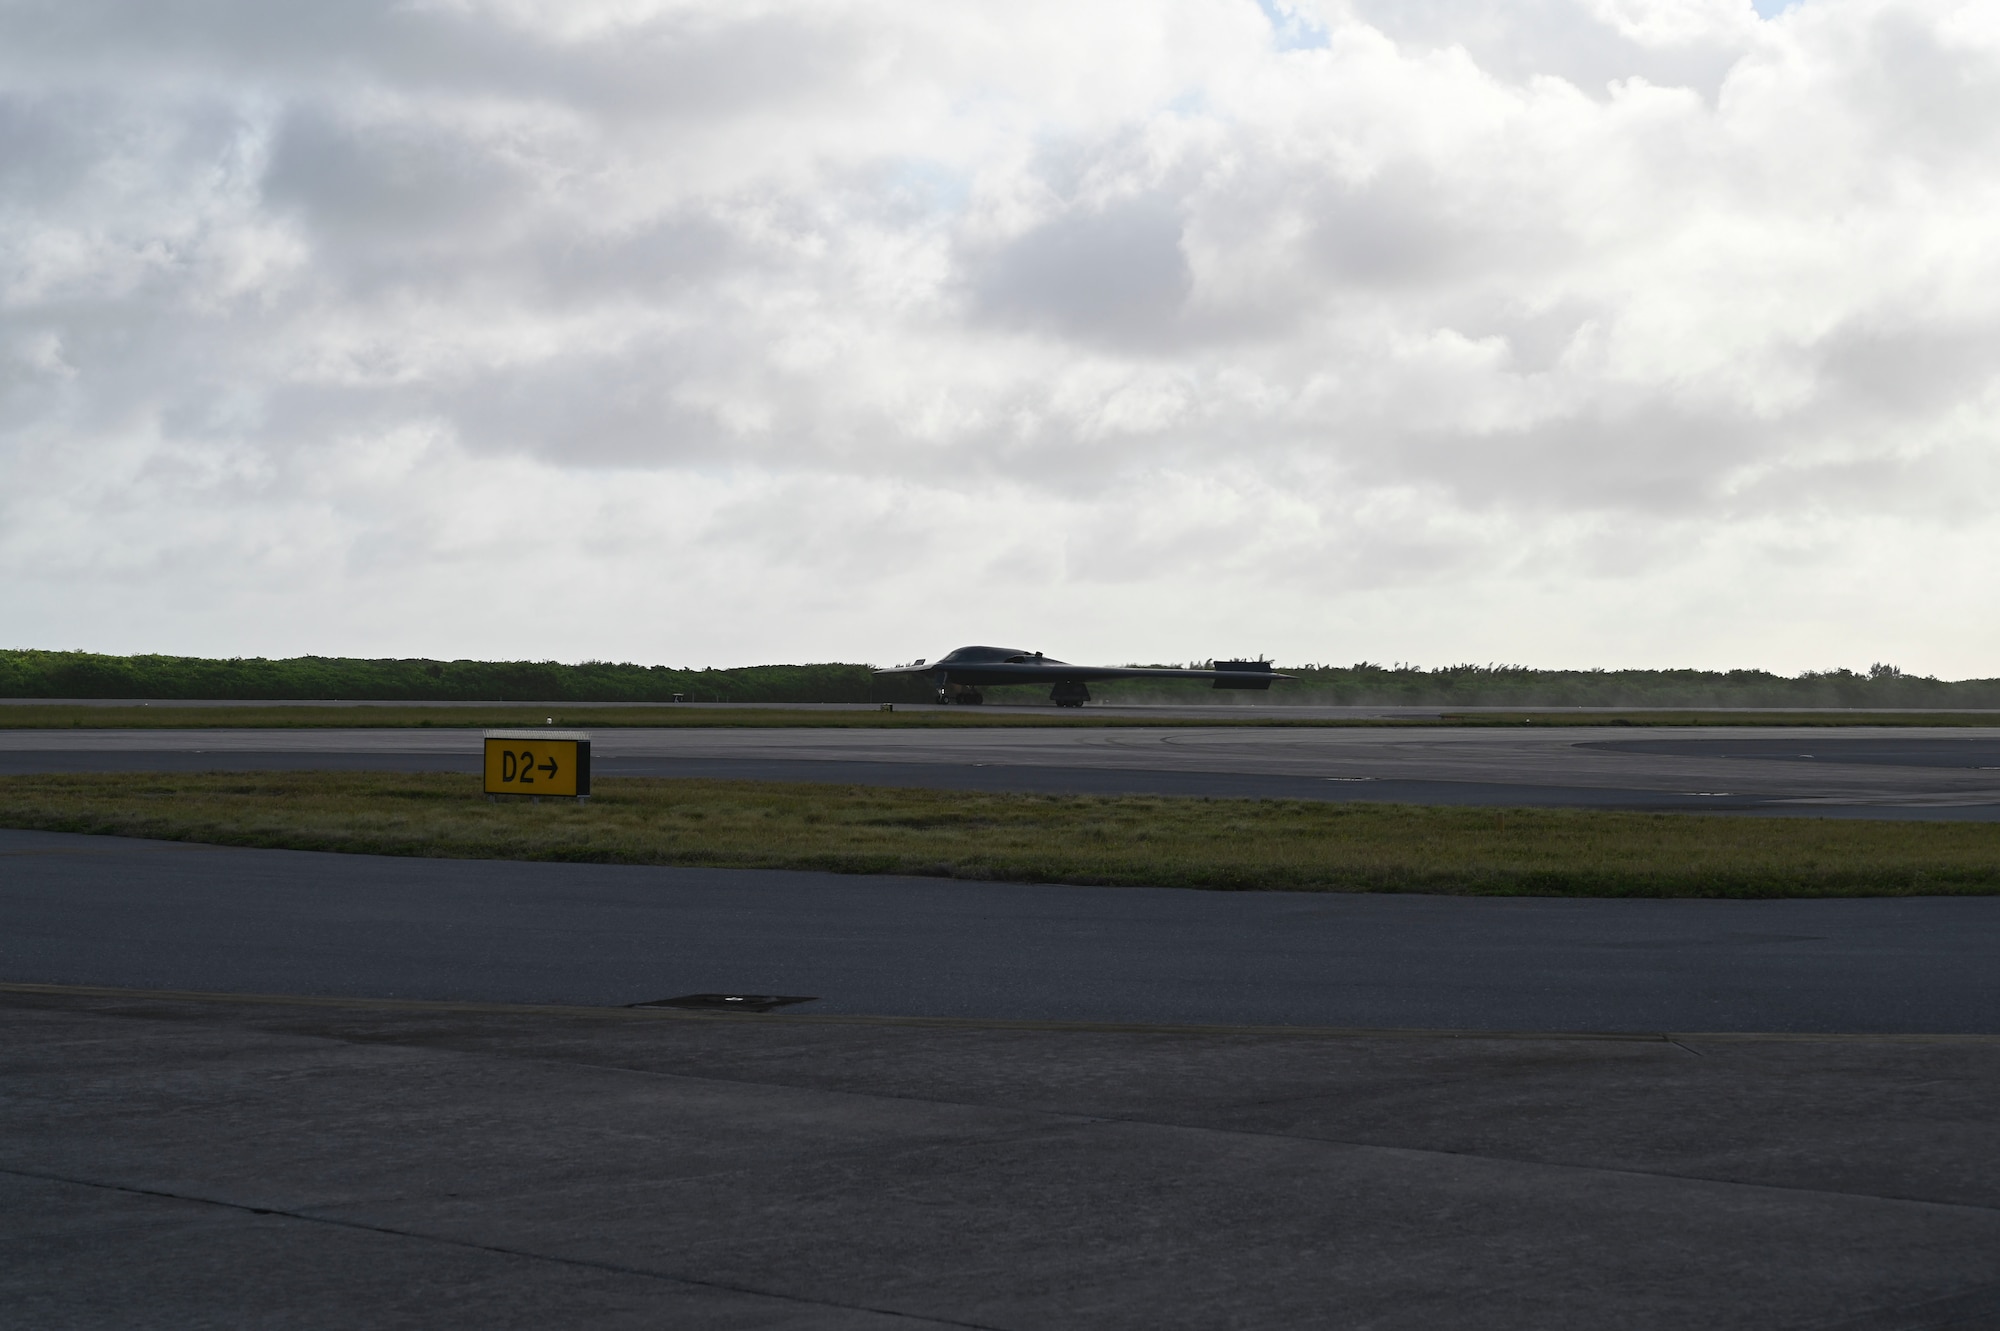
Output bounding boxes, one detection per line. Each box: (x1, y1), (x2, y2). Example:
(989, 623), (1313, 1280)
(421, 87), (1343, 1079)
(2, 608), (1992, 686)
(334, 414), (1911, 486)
(874, 646), (1291, 707)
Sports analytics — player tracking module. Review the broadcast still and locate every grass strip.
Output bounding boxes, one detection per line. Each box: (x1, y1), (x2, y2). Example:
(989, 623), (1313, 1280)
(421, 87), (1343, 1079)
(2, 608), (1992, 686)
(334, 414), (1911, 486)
(5, 705), (2000, 730)
(1443, 711), (2000, 727)
(3, 771), (1997, 898)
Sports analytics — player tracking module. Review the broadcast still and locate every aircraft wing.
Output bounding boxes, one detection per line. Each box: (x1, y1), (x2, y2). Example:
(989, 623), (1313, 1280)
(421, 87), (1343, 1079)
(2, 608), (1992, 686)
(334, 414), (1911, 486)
(872, 658), (1292, 687)
(902, 662), (1291, 683)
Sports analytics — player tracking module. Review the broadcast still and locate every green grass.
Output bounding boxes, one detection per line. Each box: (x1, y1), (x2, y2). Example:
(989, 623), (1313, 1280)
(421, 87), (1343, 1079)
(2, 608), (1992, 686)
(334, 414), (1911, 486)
(1444, 711), (2000, 727)
(4, 771), (1997, 898)
(5, 704), (2000, 730)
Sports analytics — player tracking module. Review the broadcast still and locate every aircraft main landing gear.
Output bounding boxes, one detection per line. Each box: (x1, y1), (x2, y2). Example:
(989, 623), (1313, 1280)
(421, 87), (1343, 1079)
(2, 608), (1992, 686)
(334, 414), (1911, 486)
(1049, 681), (1090, 708)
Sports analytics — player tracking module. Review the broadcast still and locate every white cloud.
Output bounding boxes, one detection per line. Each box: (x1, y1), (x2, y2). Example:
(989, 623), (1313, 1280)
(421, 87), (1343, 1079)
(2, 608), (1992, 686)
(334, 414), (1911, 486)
(2, 0), (1999, 674)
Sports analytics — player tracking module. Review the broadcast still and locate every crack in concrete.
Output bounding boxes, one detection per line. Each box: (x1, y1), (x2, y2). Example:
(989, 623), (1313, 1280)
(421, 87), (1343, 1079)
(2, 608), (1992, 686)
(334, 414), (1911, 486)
(250, 1017), (2000, 1222)
(11, 991), (2000, 1221)
(0, 1165), (1006, 1330)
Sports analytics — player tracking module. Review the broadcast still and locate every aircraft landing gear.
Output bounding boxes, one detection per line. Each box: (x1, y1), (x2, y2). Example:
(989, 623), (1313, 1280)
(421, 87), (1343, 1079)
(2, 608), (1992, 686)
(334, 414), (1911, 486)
(1049, 681), (1090, 708)
(938, 684), (985, 705)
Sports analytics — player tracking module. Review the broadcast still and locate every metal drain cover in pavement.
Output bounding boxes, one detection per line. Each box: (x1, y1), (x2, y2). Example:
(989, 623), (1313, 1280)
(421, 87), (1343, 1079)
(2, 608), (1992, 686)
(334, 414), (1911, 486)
(628, 993), (819, 1013)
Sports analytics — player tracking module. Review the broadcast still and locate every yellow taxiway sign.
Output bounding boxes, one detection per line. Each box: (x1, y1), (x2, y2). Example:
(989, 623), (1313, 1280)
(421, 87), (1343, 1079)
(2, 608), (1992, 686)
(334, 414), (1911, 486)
(483, 730), (591, 799)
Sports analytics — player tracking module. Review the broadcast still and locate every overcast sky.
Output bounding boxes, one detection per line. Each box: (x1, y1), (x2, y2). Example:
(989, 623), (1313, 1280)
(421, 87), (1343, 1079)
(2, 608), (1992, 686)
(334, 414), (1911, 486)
(2, 0), (1996, 673)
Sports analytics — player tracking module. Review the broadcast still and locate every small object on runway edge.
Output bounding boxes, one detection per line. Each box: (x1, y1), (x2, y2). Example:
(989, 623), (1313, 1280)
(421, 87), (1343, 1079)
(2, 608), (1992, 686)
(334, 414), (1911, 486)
(628, 993), (819, 1013)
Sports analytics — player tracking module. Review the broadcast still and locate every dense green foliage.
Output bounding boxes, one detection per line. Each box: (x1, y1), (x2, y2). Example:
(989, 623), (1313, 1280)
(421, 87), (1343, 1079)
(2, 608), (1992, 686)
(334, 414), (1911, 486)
(963, 661), (2000, 708)
(4, 648), (1997, 708)
(0, 704), (1347, 729)
(1073, 661), (2000, 708)
(0, 649), (930, 704)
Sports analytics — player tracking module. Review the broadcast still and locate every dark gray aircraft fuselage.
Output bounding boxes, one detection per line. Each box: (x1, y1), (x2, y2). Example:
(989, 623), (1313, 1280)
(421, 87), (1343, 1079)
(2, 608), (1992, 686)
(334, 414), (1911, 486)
(873, 646), (1289, 707)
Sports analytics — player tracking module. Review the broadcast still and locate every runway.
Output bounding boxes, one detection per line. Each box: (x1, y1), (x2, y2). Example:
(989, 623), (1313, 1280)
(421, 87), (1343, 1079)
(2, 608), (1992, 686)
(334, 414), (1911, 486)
(7, 722), (2000, 816)
(8, 721), (1999, 1029)
(11, 734), (2000, 1325)
(6, 827), (1997, 1032)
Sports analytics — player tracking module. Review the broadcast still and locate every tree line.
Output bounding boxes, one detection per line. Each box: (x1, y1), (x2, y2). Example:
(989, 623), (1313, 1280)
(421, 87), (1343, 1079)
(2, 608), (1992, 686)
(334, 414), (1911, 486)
(0, 650), (930, 704)
(3, 650), (1995, 708)
(1091, 661), (2000, 708)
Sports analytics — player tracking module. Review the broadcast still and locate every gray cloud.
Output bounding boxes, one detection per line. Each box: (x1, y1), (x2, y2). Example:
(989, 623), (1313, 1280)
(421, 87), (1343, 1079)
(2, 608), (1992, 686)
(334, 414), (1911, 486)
(970, 196), (1194, 345)
(2, 0), (1998, 674)
(262, 108), (528, 250)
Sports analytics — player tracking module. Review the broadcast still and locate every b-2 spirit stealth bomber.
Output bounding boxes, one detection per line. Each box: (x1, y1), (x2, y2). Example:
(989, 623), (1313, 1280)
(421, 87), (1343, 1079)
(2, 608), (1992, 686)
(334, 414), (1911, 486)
(873, 646), (1291, 707)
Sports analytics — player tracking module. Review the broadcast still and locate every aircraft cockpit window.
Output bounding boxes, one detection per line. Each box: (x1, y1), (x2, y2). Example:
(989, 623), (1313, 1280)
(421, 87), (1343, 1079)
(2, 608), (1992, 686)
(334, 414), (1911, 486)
(939, 646), (1025, 664)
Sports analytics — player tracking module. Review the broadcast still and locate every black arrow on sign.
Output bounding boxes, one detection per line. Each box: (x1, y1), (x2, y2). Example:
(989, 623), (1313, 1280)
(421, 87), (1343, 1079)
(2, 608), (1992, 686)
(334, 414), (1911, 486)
(538, 757), (558, 778)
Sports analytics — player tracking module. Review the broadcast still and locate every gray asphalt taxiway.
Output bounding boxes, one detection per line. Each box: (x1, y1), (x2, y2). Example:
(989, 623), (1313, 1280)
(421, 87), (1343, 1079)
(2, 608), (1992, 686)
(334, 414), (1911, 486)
(8, 984), (1998, 1331)
(6, 823), (2000, 1329)
(8, 719), (2000, 1326)
(8, 720), (2000, 816)
(5, 826), (1998, 1033)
